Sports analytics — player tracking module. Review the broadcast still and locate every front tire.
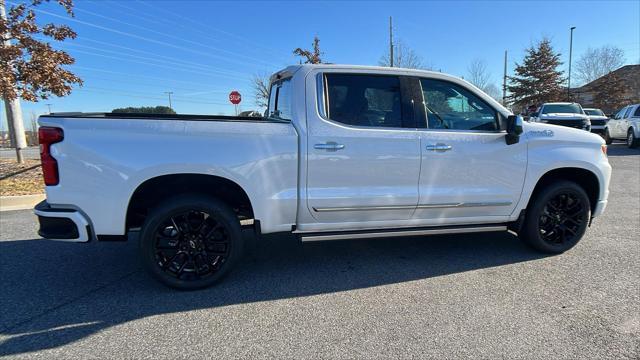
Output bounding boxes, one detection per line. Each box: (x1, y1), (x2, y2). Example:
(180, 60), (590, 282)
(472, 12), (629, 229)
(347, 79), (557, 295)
(520, 181), (590, 253)
(139, 194), (243, 290)
(603, 128), (613, 145)
(627, 129), (639, 148)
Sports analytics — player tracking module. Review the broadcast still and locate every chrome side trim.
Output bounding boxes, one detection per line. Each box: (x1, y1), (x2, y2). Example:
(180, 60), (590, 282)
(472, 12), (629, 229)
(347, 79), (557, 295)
(312, 201), (512, 212)
(313, 205), (417, 212)
(300, 225), (508, 242)
(457, 201), (513, 208)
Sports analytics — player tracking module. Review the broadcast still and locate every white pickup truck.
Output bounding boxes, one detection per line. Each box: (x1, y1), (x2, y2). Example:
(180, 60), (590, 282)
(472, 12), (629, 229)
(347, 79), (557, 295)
(35, 64), (611, 289)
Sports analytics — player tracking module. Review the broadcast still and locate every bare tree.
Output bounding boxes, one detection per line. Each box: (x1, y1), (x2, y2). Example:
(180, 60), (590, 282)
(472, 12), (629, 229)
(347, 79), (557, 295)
(293, 36), (323, 64)
(1, 0), (82, 101)
(467, 58), (491, 90)
(574, 45), (625, 85)
(379, 39), (432, 70)
(251, 73), (270, 109)
(482, 83), (501, 101)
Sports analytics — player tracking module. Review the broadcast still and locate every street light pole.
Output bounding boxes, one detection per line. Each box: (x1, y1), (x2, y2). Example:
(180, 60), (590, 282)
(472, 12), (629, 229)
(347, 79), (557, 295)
(568, 26), (576, 101)
(164, 91), (173, 110)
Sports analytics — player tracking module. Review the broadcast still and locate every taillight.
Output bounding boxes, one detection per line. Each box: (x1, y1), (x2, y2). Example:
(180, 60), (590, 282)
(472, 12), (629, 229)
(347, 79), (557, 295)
(38, 127), (64, 186)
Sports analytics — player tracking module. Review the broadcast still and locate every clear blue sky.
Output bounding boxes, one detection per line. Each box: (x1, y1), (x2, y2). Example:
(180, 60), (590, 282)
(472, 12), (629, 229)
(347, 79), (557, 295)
(1, 0), (639, 129)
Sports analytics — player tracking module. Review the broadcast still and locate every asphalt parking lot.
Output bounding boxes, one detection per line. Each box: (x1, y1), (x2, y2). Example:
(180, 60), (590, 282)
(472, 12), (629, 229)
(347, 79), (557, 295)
(1, 144), (638, 359)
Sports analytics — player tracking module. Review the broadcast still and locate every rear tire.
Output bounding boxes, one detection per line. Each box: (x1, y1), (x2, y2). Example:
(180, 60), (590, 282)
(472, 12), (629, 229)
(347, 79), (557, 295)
(603, 128), (613, 145)
(520, 181), (590, 254)
(627, 129), (639, 148)
(139, 194), (243, 290)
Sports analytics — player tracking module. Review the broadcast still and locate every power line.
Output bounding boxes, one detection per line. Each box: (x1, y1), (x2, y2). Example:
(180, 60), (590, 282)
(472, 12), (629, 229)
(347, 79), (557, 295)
(133, 0), (289, 61)
(75, 37), (248, 76)
(72, 66), (244, 88)
(65, 48), (251, 82)
(73, 74), (230, 95)
(60, 42), (251, 80)
(17, 4), (280, 71)
(71, 5), (278, 68)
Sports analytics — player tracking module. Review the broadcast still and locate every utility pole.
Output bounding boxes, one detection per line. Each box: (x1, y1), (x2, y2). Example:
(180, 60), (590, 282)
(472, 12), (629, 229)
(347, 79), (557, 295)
(502, 50), (508, 105)
(389, 16), (394, 67)
(46, 103), (52, 114)
(164, 91), (173, 110)
(1, 0), (27, 163)
(568, 26), (576, 101)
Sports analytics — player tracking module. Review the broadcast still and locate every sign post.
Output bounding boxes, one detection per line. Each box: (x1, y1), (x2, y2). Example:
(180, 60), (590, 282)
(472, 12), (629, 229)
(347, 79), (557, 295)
(229, 90), (241, 116)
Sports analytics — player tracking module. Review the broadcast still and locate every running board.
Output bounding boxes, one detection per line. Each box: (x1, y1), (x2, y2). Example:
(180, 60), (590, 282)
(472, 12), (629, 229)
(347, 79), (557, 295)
(299, 224), (507, 242)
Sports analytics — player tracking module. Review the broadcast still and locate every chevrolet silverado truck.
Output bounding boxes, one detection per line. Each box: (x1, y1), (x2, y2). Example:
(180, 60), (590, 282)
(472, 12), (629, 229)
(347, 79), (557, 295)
(530, 102), (591, 131)
(35, 64), (611, 289)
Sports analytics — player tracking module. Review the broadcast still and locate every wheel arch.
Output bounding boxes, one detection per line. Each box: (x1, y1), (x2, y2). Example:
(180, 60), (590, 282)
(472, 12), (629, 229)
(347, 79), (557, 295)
(125, 173), (255, 231)
(527, 167), (600, 213)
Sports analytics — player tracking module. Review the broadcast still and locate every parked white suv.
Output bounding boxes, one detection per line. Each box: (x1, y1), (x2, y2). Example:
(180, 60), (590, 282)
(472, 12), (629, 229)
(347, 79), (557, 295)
(604, 104), (640, 148)
(34, 64), (612, 289)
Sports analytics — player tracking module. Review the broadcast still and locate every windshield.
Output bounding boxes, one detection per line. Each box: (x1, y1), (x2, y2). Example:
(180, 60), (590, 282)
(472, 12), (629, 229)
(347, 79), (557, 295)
(584, 109), (605, 116)
(541, 104), (583, 114)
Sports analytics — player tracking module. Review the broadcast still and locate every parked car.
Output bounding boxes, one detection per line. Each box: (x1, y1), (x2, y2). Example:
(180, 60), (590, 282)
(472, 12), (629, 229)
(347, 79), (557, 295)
(583, 108), (609, 137)
(529, 102), (591, 131)
(34, 64), (611, 289)
(604, 104), (640, 148)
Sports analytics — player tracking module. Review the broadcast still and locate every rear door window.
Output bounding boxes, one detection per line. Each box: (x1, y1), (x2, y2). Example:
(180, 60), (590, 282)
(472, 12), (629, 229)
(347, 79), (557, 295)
(324, 74), (406, 128)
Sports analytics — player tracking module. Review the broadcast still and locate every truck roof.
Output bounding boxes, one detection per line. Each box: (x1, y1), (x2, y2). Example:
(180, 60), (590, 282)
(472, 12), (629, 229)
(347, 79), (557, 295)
(274, 64), (463, 83)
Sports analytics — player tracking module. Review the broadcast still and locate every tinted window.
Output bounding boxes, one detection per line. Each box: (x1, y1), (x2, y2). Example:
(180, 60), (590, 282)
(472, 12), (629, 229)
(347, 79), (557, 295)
(584, 109), (604, 116)
(420, 79), (498, 131)
(267, 79), (292, 120)
(541, 104), (583, 114)
(634, 106), (640, 117)
(325, 74), (404, 128)
(624, 106), (634, 118)
(615, 107), (626, 119)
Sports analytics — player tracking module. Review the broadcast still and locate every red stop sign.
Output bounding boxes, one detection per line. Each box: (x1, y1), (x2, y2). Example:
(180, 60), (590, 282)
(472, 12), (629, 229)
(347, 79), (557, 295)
(229, 90), (241, 105)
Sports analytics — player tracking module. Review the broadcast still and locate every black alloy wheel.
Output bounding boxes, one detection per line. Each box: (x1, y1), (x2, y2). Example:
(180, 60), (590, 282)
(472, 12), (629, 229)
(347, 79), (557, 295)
(520, 181), (590, 253)
(140, 195), (243, 289)
(538, 192), (586, 247)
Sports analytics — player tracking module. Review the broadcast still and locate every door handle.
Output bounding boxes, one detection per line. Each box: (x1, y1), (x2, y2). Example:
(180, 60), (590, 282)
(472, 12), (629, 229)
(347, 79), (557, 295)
(426, 143), (452, 152)
(314, 142), (345, 151)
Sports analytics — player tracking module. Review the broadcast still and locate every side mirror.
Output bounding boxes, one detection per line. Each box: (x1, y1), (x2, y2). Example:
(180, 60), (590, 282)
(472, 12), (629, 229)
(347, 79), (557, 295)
(506, 115), (523, 145)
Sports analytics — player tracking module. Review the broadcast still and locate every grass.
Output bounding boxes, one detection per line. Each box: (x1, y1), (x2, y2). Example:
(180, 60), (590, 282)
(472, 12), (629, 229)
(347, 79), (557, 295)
(0, 159), (45, 196)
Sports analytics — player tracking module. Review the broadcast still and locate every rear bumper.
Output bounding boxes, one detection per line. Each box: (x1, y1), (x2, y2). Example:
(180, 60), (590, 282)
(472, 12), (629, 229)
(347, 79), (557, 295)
(34, 201), (92, 242)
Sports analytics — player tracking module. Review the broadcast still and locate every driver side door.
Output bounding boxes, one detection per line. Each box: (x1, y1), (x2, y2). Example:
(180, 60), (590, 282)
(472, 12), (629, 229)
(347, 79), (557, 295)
(413, 77), (527, 223)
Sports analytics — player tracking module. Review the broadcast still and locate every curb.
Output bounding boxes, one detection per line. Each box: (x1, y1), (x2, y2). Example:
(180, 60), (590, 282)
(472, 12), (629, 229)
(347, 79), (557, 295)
(0, 194), (45, 212)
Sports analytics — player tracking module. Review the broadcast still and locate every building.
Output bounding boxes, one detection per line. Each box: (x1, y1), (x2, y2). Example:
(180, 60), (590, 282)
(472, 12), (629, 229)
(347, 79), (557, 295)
(571, 64), (640, 114)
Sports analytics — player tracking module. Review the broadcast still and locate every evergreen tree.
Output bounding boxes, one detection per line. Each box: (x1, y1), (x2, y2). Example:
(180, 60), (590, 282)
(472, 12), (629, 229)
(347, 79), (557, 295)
(508, 38), (564, 109)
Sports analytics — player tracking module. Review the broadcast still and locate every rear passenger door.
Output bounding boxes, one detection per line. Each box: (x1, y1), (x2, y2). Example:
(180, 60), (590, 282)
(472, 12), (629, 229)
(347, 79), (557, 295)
(305, 72), (422, 224)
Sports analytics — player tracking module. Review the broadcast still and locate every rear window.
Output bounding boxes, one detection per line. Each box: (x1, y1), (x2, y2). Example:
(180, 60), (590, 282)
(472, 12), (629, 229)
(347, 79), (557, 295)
(584, 109), (604, 116)
(324, 74), (404, 128)
(541, 104), (583, 114)
(267, 79), (292, 121)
